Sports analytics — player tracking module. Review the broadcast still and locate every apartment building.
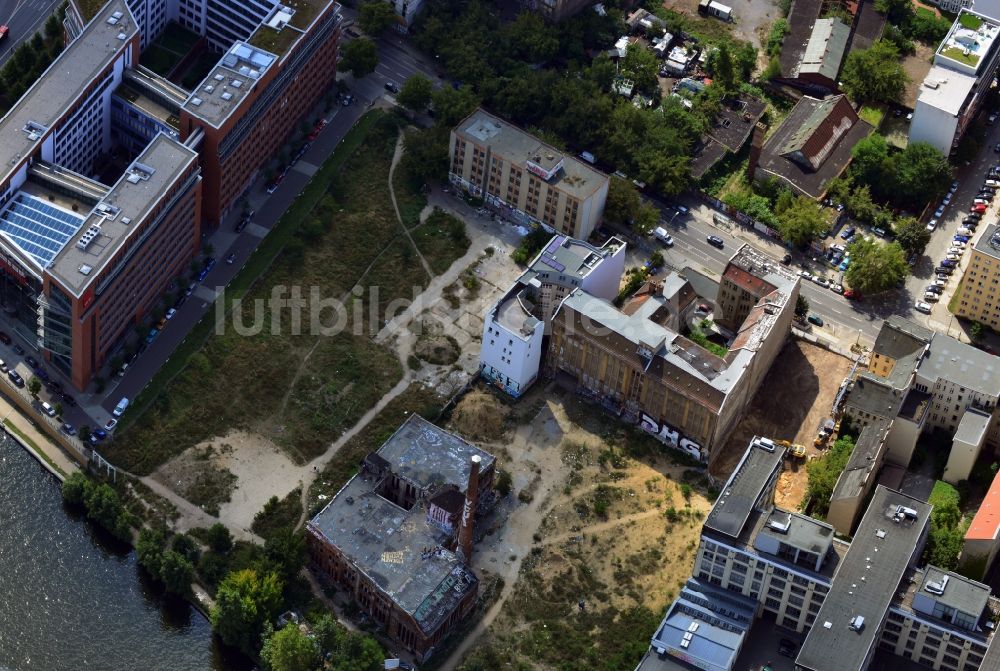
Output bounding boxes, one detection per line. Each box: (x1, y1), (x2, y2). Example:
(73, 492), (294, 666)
(480, 233), (625, 397)
(909, 10), (1000, 155)
(635, 438), (1000, 671)
(547, 244), (798, 462)
(450, 109), (609, 242)
(843, 316), (1000, 484)
(955, 224), (1000, 330)
(307, 415), (494, 661)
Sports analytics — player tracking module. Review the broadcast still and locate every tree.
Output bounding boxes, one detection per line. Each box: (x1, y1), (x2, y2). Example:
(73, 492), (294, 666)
(358, 1), (397, 35)
(78, 425), (91, 443)
(83, 483), (132, 541)
(501, 12), (559, 63)
(206, 522), (234, 554)
(795, 294), (810, 318)
(604, 177), (641, 226)
(341, 38), (378, 79)
(264, 528), (306, 581)
(401, 126), (449, 183)
(137, 527), (168, 577)
(44, 14), (62, 41)
(894, 216), (931, 255)
(840, 40), (909, 104)
(776, 196), (828, 247)
(844, 238), (908, 295)
(159, 550), (195, 595)
(893, 141), (951, 204)
(622, 42), (658, 92)
(396, 74), (433, 112)
(211, 569), (284, 652)
(61, 471), (91, 505)
(708, 43), (736, 91)
(430, 85), (479, 127)
(634, 202), (660, 235)
(172, 533), (201, 564)
(261, 624), (320, 671)
(28, 376), (41, 397)
(850, 134), (890, 187)
(971, 321), (985, 342)
(806, 435), (856, 517)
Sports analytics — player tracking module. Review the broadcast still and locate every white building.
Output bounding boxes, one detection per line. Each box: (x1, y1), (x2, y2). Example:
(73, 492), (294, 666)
(480, 234), (625, 397)
(909, 10), (1000, 155)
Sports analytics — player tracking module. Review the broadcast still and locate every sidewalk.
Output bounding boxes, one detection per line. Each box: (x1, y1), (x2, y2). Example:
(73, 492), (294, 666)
(0, 392), (79, 480)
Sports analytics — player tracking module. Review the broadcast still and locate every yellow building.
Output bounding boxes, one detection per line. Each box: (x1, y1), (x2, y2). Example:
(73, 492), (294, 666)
(955, 224), (1000, 330)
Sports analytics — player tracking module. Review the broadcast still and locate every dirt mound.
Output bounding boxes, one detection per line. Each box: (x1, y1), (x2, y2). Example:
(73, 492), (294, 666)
(449, 389), (510, 441)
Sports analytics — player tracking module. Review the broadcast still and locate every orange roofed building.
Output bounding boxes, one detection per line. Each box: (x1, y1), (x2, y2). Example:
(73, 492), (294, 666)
(962, 472), (1000, 580)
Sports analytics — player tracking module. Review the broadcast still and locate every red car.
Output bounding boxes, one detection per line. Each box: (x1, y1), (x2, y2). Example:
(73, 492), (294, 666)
(844, 289), (860, 300)
(971, 203), (987, 214)
(0, 26), (8, 41)
(314, 118), (328, 131)
(307, 131), (318, 141)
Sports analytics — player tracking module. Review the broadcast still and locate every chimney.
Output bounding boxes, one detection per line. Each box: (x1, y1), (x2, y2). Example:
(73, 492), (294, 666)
(457, 455), (481, 563)
(747, 121), (767, 184)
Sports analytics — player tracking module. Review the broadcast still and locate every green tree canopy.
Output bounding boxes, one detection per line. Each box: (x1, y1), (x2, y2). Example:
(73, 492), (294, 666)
(430, 85), (479, 127)
(358, 1), (397, 34)
(635, 202), (660, 235)
(844, 237), (908, 294)
(807, 435), (856, 517)
(840, 40), (909, 104)
(707, 43), (737, 91)
(500, 12), (559, 63)
(795, 294), (810, 317)
(894, 216), (931, 255)
(401, 126), (449, 183)
(396, 74), (433, 111)
(159, 550), (195, 595)
(261, 624), (319, 671)
(622, 43), (659, 93)
(210, 569), (284, 652)
(341, 38), (379, 79)
(604, 176), (641, 226)
(776, 196), (828, 247)
(206, 522), (234, 554)
(892, 141), (951, 203)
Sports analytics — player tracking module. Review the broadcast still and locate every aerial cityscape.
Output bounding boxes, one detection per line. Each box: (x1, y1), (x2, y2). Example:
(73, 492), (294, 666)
(2, 0), (1000, 669)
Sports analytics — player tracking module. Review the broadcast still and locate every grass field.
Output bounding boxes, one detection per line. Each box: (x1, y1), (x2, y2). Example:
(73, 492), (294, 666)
(107, 112), (470, 475)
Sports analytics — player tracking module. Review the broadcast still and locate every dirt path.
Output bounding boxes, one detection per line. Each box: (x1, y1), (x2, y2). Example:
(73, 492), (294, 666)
(537, 507), (665, 548)
(387, 134), (433, 280)
(139, 474), (261, 542)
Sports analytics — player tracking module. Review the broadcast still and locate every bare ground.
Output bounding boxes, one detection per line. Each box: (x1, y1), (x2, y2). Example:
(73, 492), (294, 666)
(711, 339), (854, 510)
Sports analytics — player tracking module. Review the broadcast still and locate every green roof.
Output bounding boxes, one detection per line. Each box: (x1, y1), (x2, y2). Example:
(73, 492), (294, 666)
(75, 0), (107, 22)
(247, 25), (303, 57)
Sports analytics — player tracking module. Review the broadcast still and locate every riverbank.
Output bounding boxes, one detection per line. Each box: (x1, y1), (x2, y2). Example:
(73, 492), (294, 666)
(0, 393), (79, 481)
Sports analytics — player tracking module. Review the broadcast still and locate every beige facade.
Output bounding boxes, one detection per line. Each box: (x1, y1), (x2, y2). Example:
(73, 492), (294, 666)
(449, 109), (609, 241)
(955, 224), (1000, 330)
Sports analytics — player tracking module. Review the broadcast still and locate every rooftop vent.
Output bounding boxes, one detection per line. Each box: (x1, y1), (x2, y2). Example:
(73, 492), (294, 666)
(849, 615), (865, 632)
(112, 10), (123, 18)
(78, 264), (92, 275)
(76, 223), (103, 250)
(190, 97), (203, 106)
(221, 92), (233, 101)
(121, 217), (131, 225)
(204, 85), (214, 93)
(231, 79), (243, 89)
(117, 32), (127, 40)
(95, 202), (120, 219)
(106, 15), (119, 25)
(214, 73), (225, 81)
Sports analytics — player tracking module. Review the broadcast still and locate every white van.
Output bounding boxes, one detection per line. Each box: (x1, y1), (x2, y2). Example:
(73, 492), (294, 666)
(579, 151), (596, 165)
(113, 397), (129, 417)
(654, 227), (674, 247)
(40, 401), (56, 417)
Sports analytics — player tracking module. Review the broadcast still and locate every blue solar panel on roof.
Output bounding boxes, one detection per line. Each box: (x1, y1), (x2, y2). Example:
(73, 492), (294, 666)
(544, 235), (564, 255)
(0, 194), (86, 267)
(539, 255), (565, 272)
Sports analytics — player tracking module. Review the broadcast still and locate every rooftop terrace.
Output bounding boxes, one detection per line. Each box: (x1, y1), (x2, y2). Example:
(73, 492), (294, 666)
(182, 42), (277, 128)
(935, 10), (1000, 74)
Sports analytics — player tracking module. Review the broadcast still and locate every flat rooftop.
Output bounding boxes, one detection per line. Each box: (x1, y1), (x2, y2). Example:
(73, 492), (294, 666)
(494, 286), (542, 337)
(48, 133), (199, 297)
(114, 82), (180, 130)
(522, 234), (624, 288)
(375, 415), (495, 492)
(913, 566), (991, 621)
(955, 407), (991, 445)
(935, 10), (1000, 74)
(917, 65), (977, 116)
(0, 0), (137, 188)
(846, 373), (905, 420)
(704, 438), (785, 540)
(308, 474), (478, 636)
(973, 223), (1000, 260)
(455, 109), (609, 200)
(757, 508), (836, 556)
(182, 42), (277, 128)
(726, 243), (798, 294)
(967, 468), (1000, 541)
(920, 332), (1000, 397)
(873, 316), (933, 362)
(795, 486), (932, 671)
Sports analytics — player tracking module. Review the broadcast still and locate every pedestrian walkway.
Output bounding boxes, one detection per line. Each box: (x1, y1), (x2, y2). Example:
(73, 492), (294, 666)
(0, 391), (79, 479)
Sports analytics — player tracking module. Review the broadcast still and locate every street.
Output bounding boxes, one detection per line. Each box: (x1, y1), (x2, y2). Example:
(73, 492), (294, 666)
(0, 0), (63, 69)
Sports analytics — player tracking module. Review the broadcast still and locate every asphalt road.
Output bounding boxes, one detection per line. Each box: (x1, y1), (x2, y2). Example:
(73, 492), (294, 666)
(0, 0), (63, 69)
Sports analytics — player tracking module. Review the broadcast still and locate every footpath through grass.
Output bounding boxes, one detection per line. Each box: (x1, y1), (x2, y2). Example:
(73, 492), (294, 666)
(109, 112), (470, 475)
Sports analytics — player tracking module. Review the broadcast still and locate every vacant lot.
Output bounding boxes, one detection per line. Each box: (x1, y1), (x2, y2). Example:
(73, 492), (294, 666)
(712, 339), (854, 510)
(108, 113), (470, 475)
(449, 387), (714, 671)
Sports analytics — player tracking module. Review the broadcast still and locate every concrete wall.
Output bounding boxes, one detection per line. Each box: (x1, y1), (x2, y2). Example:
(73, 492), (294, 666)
(886, 415), (921, 467)
(909, 100), (960, 155)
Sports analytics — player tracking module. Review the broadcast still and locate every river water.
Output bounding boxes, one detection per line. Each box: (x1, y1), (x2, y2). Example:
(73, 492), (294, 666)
(0, 436), (247, 671)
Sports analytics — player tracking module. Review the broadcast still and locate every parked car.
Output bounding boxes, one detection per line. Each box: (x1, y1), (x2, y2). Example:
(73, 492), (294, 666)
(926, 285), (943, 294)
(873, 226), (889, 238)
(0, 331), (10, 345)
(954, 234), (971, 243)
(830, 284), (844, 294)
(25, 356), (38, 369)
(915, 301), (933, 314)
(807, 314), (824, 326)
(61, 393), (77, 407)
(951, 180), (960, 192)
(105, 419), (118, 431)
(970, 203), (987, 214)
(12, 344), (24, 355)
(940, 259), (957, 267)
(936, 266), (955, 276)
(926, 219), (938, 231)
(935, 205), (946, 217)
(839, 258), (850, 271)
(946, 253), (961, 261)
(165, 308), (177, 320)
(781, 253), (792, 265)
(40, 401), (56, 417)
(840, 226), (857, 240)
(92, 428), (108, 441)
(61, 423), (76, 436)
(185, 282), (196, 296)
(226, 252), (237, 265)
(7, 370), (23, 387)
(145, 328), (159, 344)
(844, 288), (860, 300)
(800, 270), (813, 281)
(948, 247), (965, 256)
(923, 292), (940, 302)
(813, 276), (831, 288)
(942, 194), (952, 206)
(957, 226), (974, 236)
(0, 359), (7, 373)
(113, 397), (129, 417)
(707, 235), (725, 249)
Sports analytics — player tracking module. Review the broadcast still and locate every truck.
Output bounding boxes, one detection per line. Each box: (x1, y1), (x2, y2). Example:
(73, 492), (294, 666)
(697, 0), (732, 20)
